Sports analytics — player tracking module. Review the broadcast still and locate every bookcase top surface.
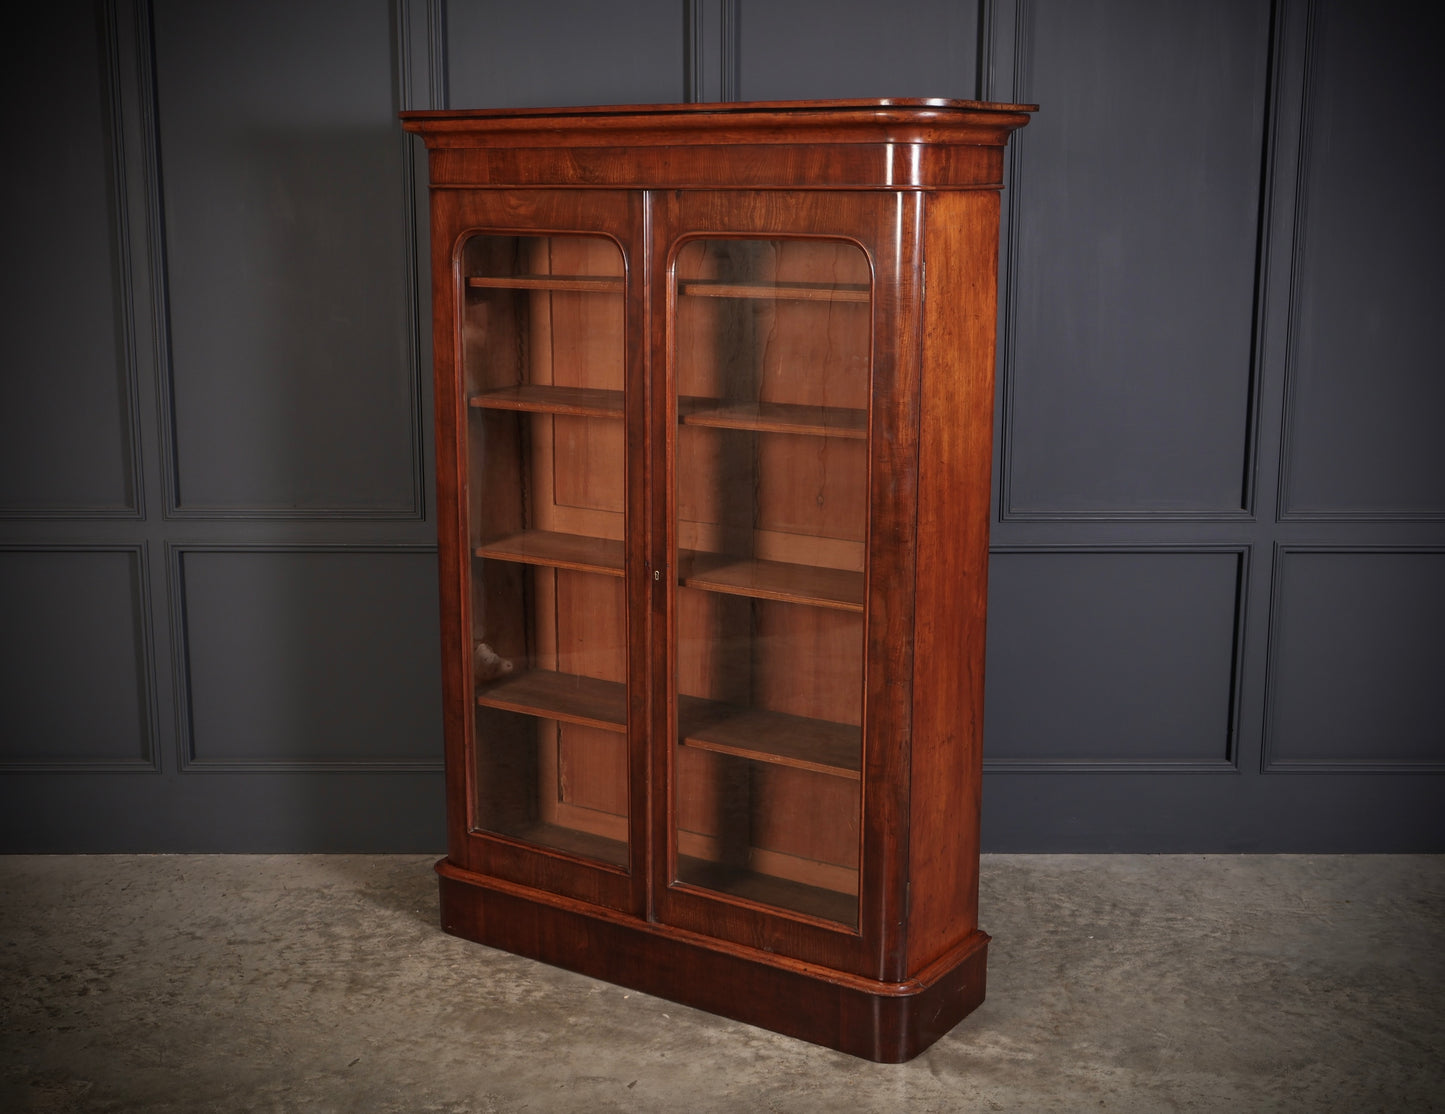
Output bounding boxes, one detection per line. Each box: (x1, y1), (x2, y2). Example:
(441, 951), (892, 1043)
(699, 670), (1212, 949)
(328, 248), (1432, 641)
(401, 99), (1033, 189)
(401, 97), (1036, 122)
(401, 98), (1033, 150)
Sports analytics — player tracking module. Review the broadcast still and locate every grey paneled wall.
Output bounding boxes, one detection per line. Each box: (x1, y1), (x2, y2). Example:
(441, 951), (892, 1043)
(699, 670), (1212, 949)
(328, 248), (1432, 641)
(0, 548), (153, 768)
(154, 0), (420, 514)
(446, 0), (684, 107)
(982, 0), (1443, 850)
(1001, 0), (1269, 515)
(1278, 1), (1445, 518)
(740, 0), (978, 100)
(984, 550), (1241, 767)
(1, 0), (1440, 852)
(0, 0), (449, 851)
(1265, 550), (1445, 768)
(177, 548), (441, 768)
(0, 4), (137, 513)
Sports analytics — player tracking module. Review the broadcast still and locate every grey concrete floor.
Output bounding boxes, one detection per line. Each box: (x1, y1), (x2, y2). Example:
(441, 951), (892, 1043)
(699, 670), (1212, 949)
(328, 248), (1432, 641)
(1, 855), (1442, 1113)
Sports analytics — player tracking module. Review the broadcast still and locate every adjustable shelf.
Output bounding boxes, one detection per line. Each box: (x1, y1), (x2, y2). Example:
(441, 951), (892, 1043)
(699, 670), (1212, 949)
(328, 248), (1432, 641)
(679, 397), (867, 440)
(475, 670), (625, 734)
(477, 530), (866, 611)
(677, 279), (869, 304)
(475, 667), (861, 781)
(678, 696), (861, 779)
(475, 530), (624, 578)
(469, 384), (624, 419)
(508, 822), (628, 869)
(675, 857), (858, 925)
(468, 274), (624, 294)
(678, 550), (864, 612)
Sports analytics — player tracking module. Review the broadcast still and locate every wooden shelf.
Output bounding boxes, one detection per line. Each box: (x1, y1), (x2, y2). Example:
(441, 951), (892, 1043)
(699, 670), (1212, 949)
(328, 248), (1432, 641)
(476, 670), (625, 733)
(678, 279), (869, 304)
(476, 530), (624, 577)
(679, 550), (864, 612)
(679, 397), (867, 439)
(469, 384), (623, 419)
(678, 697), (861, 779)
(505, 821), (628, 869)
(468, 274), (624, 293)
(676, 857), (858, 925)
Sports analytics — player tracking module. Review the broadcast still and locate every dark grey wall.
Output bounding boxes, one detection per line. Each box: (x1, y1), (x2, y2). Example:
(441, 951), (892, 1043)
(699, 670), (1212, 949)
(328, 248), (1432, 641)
(1, 0), (1440, 852)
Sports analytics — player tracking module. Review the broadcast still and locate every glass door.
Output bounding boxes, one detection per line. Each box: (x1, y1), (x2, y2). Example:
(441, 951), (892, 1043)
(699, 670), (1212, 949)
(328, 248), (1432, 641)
(460, 232), (631, 870)
(668, 235), (872, 930)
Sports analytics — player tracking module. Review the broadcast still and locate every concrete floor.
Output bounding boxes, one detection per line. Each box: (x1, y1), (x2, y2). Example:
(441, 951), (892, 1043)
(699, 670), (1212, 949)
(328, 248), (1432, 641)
(1, 855), (1441, 1113)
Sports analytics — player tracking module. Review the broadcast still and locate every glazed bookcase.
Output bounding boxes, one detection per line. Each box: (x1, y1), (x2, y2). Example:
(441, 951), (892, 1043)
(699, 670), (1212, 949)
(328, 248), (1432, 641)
(401, 98), (1031, 1062)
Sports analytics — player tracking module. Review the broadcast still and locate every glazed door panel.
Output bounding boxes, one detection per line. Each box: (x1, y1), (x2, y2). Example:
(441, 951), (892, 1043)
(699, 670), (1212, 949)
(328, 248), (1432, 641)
(433, 189), (648, 914)
(651, 190), (921, 976)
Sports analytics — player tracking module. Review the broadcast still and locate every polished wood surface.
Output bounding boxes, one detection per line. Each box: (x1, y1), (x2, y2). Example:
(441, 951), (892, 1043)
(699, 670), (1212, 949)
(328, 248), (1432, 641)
(438, 862), (990, 1064)
(403, 99), (1029, 1061)
(403, 99), (1033, 191)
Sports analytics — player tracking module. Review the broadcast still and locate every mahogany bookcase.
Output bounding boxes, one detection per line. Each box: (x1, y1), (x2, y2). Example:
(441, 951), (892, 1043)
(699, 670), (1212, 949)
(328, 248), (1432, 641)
(401, 98), (1032, 1061)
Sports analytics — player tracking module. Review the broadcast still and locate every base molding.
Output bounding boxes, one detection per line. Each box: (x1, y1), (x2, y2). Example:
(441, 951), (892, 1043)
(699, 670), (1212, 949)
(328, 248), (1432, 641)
(436, 858), (989, 1062)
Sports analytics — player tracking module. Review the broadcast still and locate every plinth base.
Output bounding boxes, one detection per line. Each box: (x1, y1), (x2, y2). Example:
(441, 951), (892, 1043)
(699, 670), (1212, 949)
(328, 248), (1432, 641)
(436, 858), (988, 1063)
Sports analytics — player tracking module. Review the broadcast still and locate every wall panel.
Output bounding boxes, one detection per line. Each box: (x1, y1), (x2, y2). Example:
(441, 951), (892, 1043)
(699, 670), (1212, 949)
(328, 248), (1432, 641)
(1278, 2), (1445, 518)
(445, 0), (684, 107)
(739, 0), (978, 101)
(0, 547), (153, 769)
(153, 0), (420, 515)
(1265, 549), (1445, 769)
(1001, 0), (1270, 516)
(175, 548), (443, 769)
(0, 4), (137, 514)
(984, 549), (1243, 768)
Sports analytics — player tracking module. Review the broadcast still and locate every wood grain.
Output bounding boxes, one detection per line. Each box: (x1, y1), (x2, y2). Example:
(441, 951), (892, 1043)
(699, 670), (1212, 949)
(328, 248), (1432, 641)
(678, 550), (864, 611)
(475, 529), (624, 576)
(678, 279), (869, 303)
(679, 397), (867, 439)
(469, 384), (624, 419)
(475, 670), (626, 733)
(678, 695), (862, 778)
(467, 274), (623, 293)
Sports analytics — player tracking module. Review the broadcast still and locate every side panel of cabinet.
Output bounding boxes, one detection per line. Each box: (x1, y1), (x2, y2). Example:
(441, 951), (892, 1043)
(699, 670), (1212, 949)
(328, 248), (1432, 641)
(907, 189), (998, 971)
(429, 187), (648, 915)
(648, 189), (921, 979)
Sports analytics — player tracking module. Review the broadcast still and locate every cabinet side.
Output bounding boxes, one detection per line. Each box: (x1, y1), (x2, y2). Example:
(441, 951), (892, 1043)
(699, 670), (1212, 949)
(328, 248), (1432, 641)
(906, 189), (1001, 973)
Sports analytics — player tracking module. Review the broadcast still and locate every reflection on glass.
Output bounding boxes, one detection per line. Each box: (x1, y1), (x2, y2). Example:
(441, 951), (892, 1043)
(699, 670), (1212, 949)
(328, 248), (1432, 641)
(672, 238), (871, 926)
(462, 234), (629, 867)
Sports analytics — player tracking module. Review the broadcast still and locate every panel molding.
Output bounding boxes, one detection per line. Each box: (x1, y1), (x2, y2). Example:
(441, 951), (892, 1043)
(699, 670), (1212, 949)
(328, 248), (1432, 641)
(1274, 2), (1445, 523)
(988, 0), (1272, 523)
(167, 542), (444, 773)
(982, 543), (1248, 773)
(151, 2), (429, 521)
(0, 0), (145, 521)
(1261, 544), (1445, 773)
(0, 542), (160, 772)
(416, 0), (448, 110)
(685, 0), (741, 102)
(986, 0), (1030, 524)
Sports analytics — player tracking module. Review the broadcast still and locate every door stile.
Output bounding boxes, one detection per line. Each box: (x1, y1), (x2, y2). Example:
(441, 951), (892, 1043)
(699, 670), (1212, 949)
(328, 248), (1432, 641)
(624, 187), (652, 919)
(646, 187), (677, 927)
(860, 189), (926, 984)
